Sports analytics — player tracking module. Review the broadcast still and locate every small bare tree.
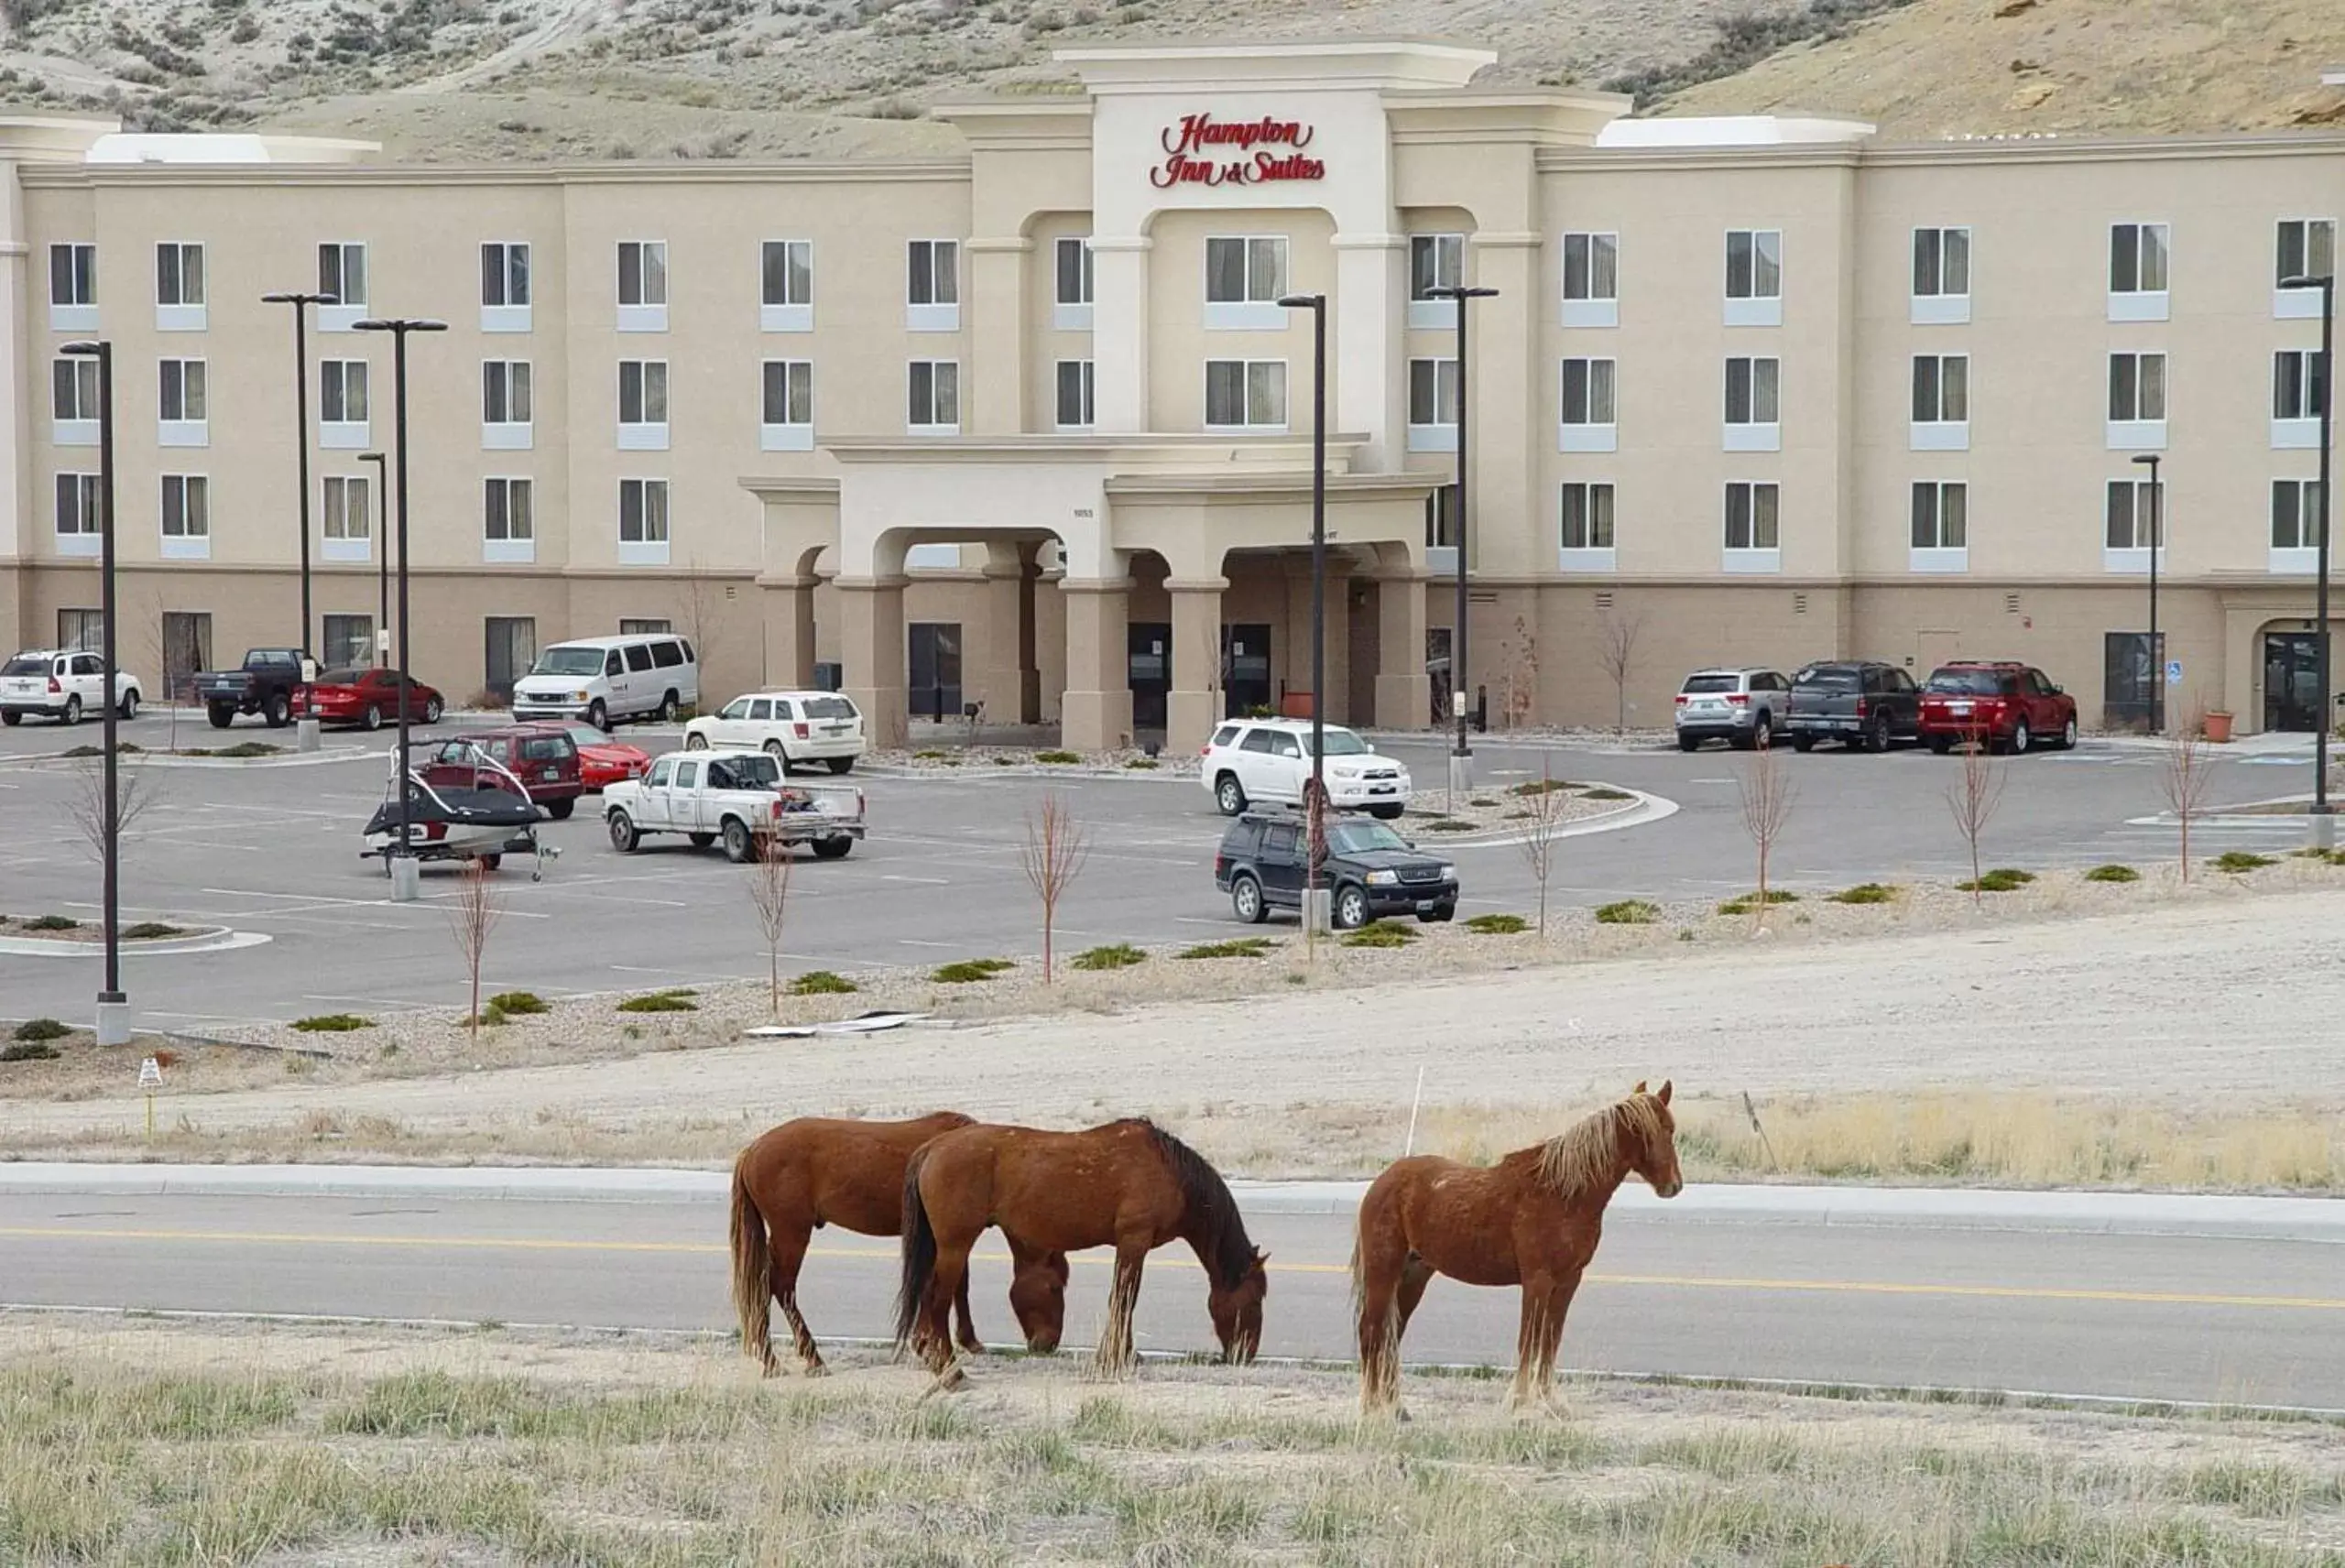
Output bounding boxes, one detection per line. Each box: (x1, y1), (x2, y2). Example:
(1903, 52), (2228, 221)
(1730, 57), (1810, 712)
(674, 559), (727, 707)
(1945, 731), (2007, 905)
(138, 593), (182, 755)
(61, 757), (160, 864)
(745, 838), (793, 1016)
(2159, 714), (2216, 884)
(446, 858), (502, 1036)
(1498, 615), (1540, 732)
(1596, 612), (1643, 738)
(1513, 758), (1568, 937)
(1020, 792), (1089, 983)
(1735, 735), (1797, 926)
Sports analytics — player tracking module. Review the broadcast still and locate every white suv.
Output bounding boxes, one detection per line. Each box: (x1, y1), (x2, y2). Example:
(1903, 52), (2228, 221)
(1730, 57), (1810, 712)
(0, 648), (140, 726)
(1200, 718), (1412, 820)
(682, 690), (866, 774)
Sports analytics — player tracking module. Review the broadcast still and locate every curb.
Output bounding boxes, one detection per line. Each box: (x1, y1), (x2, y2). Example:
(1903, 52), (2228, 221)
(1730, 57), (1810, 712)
(1426, 786), (1675, 849)
(0, 929), (268, 959)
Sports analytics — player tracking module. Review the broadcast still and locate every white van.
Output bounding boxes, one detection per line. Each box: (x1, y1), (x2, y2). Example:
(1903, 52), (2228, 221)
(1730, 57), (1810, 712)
(511, 634), (699, 730)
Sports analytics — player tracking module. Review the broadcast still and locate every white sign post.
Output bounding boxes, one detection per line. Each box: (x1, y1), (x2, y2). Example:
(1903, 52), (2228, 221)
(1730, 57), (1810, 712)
(138, 1055), (162, 1139)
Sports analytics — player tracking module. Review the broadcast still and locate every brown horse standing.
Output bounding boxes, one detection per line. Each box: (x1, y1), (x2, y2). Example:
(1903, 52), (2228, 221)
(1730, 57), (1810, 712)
(1352, 1081), (1682, 1417)
(894, 1118), (1269, 1384)
(729, 1112), (1070, 1376)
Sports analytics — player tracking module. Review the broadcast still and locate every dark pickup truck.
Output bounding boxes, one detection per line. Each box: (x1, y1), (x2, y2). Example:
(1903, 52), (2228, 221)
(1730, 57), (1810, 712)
(1784, 659), (1924, 753)
(195, 648), (311, 729)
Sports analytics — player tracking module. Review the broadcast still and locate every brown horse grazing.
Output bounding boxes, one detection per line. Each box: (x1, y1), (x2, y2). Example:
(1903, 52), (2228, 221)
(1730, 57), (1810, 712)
(894, 1118), (1270, 1384)
(729, 1112), (1071, 1376)
(1352, 1081), (1682, 1418)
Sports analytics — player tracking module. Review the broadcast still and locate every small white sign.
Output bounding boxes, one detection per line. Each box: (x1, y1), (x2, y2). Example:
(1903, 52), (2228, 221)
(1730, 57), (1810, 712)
(376, 627), (393, 654)
(137, 1056), (162, 1089)
(2165, 659), (2183, 686)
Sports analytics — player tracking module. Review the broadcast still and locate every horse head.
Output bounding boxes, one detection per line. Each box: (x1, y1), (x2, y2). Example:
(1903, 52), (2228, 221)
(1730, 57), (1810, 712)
(1626, 1080), (1683, 1198)
(1209, 1246), (1271, 1365)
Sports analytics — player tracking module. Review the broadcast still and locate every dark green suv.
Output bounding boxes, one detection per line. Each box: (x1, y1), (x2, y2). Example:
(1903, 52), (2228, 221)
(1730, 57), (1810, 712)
(1214, 811), (1459, 930)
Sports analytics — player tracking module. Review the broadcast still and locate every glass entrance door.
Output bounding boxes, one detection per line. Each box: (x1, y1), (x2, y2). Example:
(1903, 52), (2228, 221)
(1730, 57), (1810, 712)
(1128, 622), (1170, 731)
(1222, 624), (1271, 717)
(2263, 631), (2326, 732)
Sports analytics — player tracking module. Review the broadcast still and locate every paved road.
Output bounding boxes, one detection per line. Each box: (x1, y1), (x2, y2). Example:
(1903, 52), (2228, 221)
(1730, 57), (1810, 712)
(0, 713), (2321, 1029)
(5, 1190), (2341, 1408)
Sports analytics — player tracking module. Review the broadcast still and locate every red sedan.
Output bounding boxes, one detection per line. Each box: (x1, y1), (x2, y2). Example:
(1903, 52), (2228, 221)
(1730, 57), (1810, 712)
(292, 667), (443, 731)
(553, 722), (651, 791)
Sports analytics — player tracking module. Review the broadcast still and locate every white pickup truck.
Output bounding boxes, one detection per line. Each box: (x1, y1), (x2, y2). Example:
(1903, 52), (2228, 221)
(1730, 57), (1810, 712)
(602, 748), (864, 863)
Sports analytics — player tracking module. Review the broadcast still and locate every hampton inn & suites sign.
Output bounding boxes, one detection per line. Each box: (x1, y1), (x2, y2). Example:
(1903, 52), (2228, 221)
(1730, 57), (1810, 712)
(1151, 113), (1327, 189)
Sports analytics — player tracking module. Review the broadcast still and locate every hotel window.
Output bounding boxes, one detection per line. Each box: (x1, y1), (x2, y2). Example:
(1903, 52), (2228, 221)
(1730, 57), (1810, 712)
(1724, 229), (1782, 327)
(2105, 478), (2164, 572)
(484, 616), (536, 699)
(1424, 482), (1460, 552)
(319, 359), (370, 448)
(317, 241), (366, 329)
(2276, 220), (2336, 319)
(2109, 222), (2170, 321)
(160, 474), (209, 558)
(51, 355), (99, 446)
(1723, 356), (1780, 452)
(1558, 357), (1617, 452)
(2107, 351), (2166, 449)
(322, 474), (371, 562)
(1053, 236), (1093, 332)
(1723, 480), (1781, 568)
(2274, 350), (2327, 449)
(155, 241), (205, 331)
(908, 360), (960, 433)
(49, 242), (95, 332)
(484, 476), (534, 562)
(1407, 357), (1458, 452)
(761, 359), (813, 452)
(1561, 231), (1620, 328)
(1204, 359), (1286, 430)
(322, 615), (373, 670)
(1912, 226), (1971, 325)
(483, 361), (532, 451)
(1910, 481), (1968, 572)
(2272, 479), (2326, 567)
(618, 618), (673, 637)
(762, 239), (813, 332)
(56, 472), (103, 553)
(1557, 481), (1616, 569)
(1204, 235), (1287, 329)
(482, 242), (531, 332)
(617, 240), (668, 331)
(907, 239), (960, 331)
(617, 360), (669, 451)
(1911, 354), (1969, 451)
(1054, 359), (1094, 430)
(159, 358), (207, 448)
(619, 477), (671, 565)
(1408, 234), (1463, 328)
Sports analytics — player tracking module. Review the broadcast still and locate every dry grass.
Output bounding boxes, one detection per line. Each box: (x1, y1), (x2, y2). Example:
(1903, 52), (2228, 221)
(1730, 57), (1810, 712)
(4, 1320), (2341, 1566)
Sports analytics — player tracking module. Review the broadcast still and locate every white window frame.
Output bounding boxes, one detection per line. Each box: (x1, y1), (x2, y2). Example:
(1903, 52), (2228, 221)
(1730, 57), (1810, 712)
(617, 240), (669, 332)
(1203, 235), (1289, 331)
(2276, 220), (2336, 319)
(618, 477), (671, 566)
(159, 473), (209, 560)
(1723, 356), (1780, 452)
(2107, 351), (2168, 451)
(484, 476), (535, 564)
(908, 360), (960, 435)
(50, 355), (99, 448)
(2109, 222), (2171, 322)
(761, 239), (813, 332)
(482, 241), (531, 332)
(2271, 477), (2326, 574)
(55, 472), (102, 556)
(1556, 480), (1616, 572)
(1053, 236), (1093, 332)
(1560, 231), (1620, 329)
(1722, 480), (1781, 572)
(1909, 480), (1969, 573)
(1203, 359), (1287, 432)
(1911, 354), (1970, 451)
(155, 241), (205, 332)
(2274, 349), (2326, 450)
(1053, 359), (1094, 431)
(322, 473), (372, 563)
(760, 359), (813, 452)
(317, 241), (367, 332)
(907, 239), (960, 332)
(482, 360), (533, 452)
(616, 360), (670, 452)
(1408, 234), (1464, 330)
(319, 359), (370, 449)
(1911, 226), (1972, 325)
(1724, 228), (1783, 327)
(1406, 356), (1458, 452)
(49, 241), (96, 332)
(1558, 357), (1617, 452)
(158, 357), (207, 448)
(2103, 476), (2165, 574)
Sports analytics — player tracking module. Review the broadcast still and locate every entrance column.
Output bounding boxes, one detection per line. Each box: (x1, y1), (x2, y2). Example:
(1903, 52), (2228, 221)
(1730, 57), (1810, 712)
(760, 572), (817, 691)
(834, 574), (908, 750)
(1060, 575), (1133, 751)
(1377, 568), (1433, 731)
(1166, 575), (1227, 755)
(978, 546), (1039, 724)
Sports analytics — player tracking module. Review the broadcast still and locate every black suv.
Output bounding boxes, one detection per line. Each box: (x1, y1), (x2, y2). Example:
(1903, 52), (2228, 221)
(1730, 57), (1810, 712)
(1783, 660), (1923, 753)
(1215, 811), (1459, 929)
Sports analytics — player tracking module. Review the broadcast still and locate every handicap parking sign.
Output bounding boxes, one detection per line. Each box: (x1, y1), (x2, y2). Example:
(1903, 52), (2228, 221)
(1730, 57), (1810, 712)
(2165, 659), (2182, 686)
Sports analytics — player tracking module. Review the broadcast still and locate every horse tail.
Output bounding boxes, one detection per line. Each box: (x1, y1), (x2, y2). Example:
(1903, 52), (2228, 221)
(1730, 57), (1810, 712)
(728, 1152), (773, 1371)
(892, 1143), (940, 1354)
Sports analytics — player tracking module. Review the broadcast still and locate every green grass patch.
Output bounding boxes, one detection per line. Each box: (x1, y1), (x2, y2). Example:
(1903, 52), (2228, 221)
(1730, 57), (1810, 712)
(12, 1017), (72, 1042)
(290, 1014), (374, 1033)
(2213, 851), (2275, 874)
(1579, 787), (1634, 801)
(1123, 757), (1160, 770)
(1717, 889), (1802, 916)
(1034, 750), (1081, 765)
(616, 989), (699, 1013)
(1071, 942), (1147, 972)
(1467, 796), (1499, 807)
(1830, 883), (1897, 905)
(1958, 867), (2036, 893)
(23, 914), (77, 931)
(1508, 779), (1578, 796)
(913, 749), (947, 759)
(1340, 920), (1416, 949)
(1595, 898), (1661, 925)
(1177, 937), (1273, 960)
(932, 958), (1015, 984)
(485, 991), (548, 1016)
(178, 740), (285, 759)
(2085, 864), (2141, 884)
(1464, 913), (1529, 935)
(1417, 818), (1474, 833)
(121, 921), (185, 941)
(789, 970), (859, 996)
(1, 1040), (61, 1062)
(59, 744), (104, 758)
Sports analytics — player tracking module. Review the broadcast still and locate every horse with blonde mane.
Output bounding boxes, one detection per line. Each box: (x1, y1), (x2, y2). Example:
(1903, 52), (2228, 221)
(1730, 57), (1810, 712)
(1352, 1081), (1682, 1417)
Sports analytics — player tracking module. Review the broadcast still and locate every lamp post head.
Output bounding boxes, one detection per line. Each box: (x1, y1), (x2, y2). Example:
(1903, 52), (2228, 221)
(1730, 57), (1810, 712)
(2280, 274), (2336, 293)
(1275, 293), (1325, 311)
(351, 318), (450, 334)
(1425, 285), (1500, 302)
(2132, 453), (2161, 471)
(261, 291), (340, 307)
(60, 340), (104, 357)
(359, 451), (386, 463)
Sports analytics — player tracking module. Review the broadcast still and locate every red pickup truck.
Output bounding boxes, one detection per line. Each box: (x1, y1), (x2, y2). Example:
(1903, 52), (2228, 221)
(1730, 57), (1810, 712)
(1918, 662), (2078, 755)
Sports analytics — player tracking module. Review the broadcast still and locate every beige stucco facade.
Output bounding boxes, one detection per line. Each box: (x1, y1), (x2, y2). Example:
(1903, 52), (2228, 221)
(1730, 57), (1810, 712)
(1, 41), (2341, 747)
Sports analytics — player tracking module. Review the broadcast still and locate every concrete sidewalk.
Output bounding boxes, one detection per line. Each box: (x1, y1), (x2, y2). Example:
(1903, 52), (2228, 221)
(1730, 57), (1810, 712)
(1, 1163), (2336, 1242)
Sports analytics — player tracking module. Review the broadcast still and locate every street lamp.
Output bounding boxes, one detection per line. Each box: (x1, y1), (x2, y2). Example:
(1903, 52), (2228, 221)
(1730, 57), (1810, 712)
(353, 317), (447, 903)
(1278, 289), (1330, 933)
(2131, 452), (2165, 735)
(1424, 281), (1499, 795)
(359, 451), (389, 669)
(61, 340), (127, 1046)
(260, 289), (337, 664)
(2282, 270), (2336, 824)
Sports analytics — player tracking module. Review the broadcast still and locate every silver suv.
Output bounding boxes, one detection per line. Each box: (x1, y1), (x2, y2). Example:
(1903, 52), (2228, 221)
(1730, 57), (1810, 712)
(1674, 667), (1790, 751)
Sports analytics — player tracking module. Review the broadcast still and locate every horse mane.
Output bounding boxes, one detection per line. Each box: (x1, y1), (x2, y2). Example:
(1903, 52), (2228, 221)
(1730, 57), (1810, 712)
(1533, 1094), (1666, 1198)
(1131, 1119), (1258, 1289)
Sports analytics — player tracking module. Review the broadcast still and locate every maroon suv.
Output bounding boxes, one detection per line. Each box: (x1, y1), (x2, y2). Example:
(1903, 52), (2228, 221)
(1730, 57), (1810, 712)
(420, 724), (584, 818)
(1918, 662), (2078, 755)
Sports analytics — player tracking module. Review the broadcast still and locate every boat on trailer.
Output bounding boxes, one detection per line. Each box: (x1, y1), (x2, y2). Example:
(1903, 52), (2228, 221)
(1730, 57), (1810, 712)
(360, 744), (561, 879)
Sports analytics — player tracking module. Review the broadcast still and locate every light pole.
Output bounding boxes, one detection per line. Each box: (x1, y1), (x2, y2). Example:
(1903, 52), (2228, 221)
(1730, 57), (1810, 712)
(354, 317), (447, 903)
(2132, 452), (2164, 735)
(359, 450), (388, 669)
(62, 340), (126, 1046)
(260, 290), (336, 659)
(1279, 289), (1330, 933)
(1425, 281), (1498, 795)
(2283, 270), (2336, 827)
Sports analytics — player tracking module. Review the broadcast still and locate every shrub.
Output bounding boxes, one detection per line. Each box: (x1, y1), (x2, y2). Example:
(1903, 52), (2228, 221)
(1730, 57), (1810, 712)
(1341, 920), (1415, 949)
(1717, 889), (1802, 915)
(1, 1040), (61, 1062)
(24, 915), (77, 931)
(485, 991), (548, 1015)
(789, 970), (858, 996)
(1958, 867), (2035, 893)
(1034, 750), (1081, 765)
(1595, 899), (1661, 925)
(1830, 883), (1896, 905)
(1418, 818), (1474, 833)
(1072, 943), (1146, 971)
(1468, 797), (1499, 808)
(932, 958), (1014, 984)
(914, 749), (947, 759)
(13, 1018), (72, 1042)
(1123, 757), (1160, 770)
(122, 922), (185, 941)
(2213, 851), (2274, 874)
(60, 745), (104, 758)
(1464, 913), (1529, 934)
(290, 1013), (373, 1033)
(616, 989), (699, 1013)
(2085, 864), (2141, 884)
(1509, 779), (1578, 796)
(1580, 787), (1634, 801)
(1177, 937), (1272, 960)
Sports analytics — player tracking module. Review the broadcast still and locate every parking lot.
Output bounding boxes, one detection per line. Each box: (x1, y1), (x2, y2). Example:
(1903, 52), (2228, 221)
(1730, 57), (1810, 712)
(0, 710), (2323, 1030)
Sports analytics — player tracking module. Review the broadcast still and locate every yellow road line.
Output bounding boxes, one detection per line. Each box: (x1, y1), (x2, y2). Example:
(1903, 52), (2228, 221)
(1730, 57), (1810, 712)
(5, 1225), (2342, 1313)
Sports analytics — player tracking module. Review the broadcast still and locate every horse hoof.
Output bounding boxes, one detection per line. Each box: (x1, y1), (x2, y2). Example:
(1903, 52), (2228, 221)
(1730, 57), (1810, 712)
(802, 1362), (829, 1379)
(917, 1366), (967, 1401)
